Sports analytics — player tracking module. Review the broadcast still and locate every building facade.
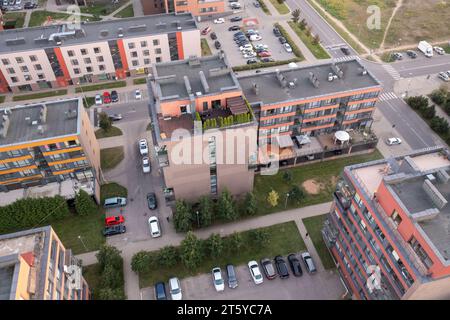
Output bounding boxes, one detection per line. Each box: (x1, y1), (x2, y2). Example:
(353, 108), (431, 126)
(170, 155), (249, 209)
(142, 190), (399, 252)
(148, 54), (257, 203)
(0, 226), (90, 300)
(142, 0), (225, 17)
(0, 13), (201, 93)
(0, 97), (101, 205)
(323, 146), (450, 300)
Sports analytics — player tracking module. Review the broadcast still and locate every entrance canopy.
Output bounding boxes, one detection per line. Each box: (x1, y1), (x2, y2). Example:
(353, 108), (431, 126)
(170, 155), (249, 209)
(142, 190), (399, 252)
(276, 135), (294, 148)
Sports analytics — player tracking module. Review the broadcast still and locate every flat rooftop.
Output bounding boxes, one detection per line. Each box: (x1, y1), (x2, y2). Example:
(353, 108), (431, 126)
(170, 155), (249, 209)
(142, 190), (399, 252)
(0, 98), (81, 147)
(0, 13), (197, 53)
(151, 54), (240, 100)
(238, 59), (380, 105)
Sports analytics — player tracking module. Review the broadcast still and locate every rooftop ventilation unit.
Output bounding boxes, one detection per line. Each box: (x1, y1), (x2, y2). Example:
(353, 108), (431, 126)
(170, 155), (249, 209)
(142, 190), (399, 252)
(359, 67), (368, 75)
(37, 125), (45, 135)
(39, 105), (47, 124)
(31, 120), (38, 126)
(188, 56), (201, 67)
(252, 83), (259, 95)
(0, 115), (10, 139)
(128, 24), (147, 32)
(328, 73), (338, 82)
(65, 109), (78, 119)
(100, 30), (109, 37)
(117, 28), (124, 38)
(288, 78), (298, 88)
(183, 76), (192, 94)
(196, 91), (202, 96)
(308, 72), (320, 88)
(5, 37), (26, 46)
(34, 34), (49, 45)
(331, 64), (344, 79)
(199, 71), (210, 93)
(275, 69), (287, 88)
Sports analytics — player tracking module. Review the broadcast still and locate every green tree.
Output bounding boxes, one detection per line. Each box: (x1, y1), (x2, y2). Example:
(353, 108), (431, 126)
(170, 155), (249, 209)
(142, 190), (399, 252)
(313, 34), (320, 44)
(157, 245), (179, 268)
(249, 229), (270, 247)
(227, 232), (244, 251)
(444, 99), (450, 116)
(244, 192), (258, 216)
(430, 116), (449, 134)
(421, 105), (436, 120)
(174, 200), (192, 232)
(98, 287), (125, 300)
(131, 251), (152, 274)
(217, 189), (237, 220)
(75, 189), (98, 216)
(96, 244), (122, 270)
(99, 111), (112, 132)
(100, 263), (122, 289)
(180, 231), (204, 270)
(289, 185), (306, 204)
(283, 170), (293, 183)
(406, 96), (429, 111)
(206, 233), (224, 258)
(291, 8), (301, 24)
(305, 26), (311, 37)
(198, 195), (214, 227)
(267, 190), (279, 207)
(429, 89), (448, 106)
(299, 18), (307, 30)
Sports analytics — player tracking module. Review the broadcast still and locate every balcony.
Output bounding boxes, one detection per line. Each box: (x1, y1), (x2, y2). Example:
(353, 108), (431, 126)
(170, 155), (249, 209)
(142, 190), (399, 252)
(155, 146), (169, 168)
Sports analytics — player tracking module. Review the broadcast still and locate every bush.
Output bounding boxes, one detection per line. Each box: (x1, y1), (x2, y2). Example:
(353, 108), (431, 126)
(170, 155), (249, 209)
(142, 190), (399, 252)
(99, 112), (112, 132)
(430, 116), (449, 134)
(429, 89), (448, 106)
(131, 251), (153, 274)
(289, 185), (306, 204)
(283, 171), (293, 183)
(421, 105), (436, 120)
(75, 189), (98, 216)
(406, 96), (429, 111)
(244, 192), (257, 216)
(249, 229), (270, 247)
(445, 99), (450, 115)
(95, 245), (125, 300)
(198, 196), (214, 227)
(180, 231), (204, 270)
(174, 200), (192, 232)
(217, 189), (238, 221)
(226, 232), (244, 252)
(206, 233), (224, 258)
(157, 246), (179, 268)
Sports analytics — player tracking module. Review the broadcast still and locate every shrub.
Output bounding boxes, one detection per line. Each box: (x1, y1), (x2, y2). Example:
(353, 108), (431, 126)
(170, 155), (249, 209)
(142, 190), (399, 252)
(206, 233), (224, 258)
(217, 189), (238, 221)
(157, 245), (179, 268)
(99, 112), (112, 132)
(75, 189), (98, 216)
(429, 89), (448, 106)
(174, 200), (192, 232)
(95, 244), (125, 300)
(289, 185), (306, 204)
(198, 196), (214, 227)
(249, 229), (270, 247)
(180, 231), (204, 270)
(406, 96), (429, 111)
(267, 190), (279, 207)
(283, 171), (293, 183)
(430, 116), (449, 134)
(131, 251), (152, 274)
(421, 105), (436, 120)
(244, 192), (257, 216)
(226, 232), (244, 251)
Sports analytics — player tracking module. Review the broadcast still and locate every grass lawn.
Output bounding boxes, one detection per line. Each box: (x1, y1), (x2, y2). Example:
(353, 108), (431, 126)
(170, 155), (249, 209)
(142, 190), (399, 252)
(268, 0), (290, 14)
(82, 263), (102, 300)
(288, 21), (330, 59)
(303, 214), (335, 270)
(83, 97), (96, 108)
(139, 221), (306, 287)
(100, 146), (125, 171)
(257, 0), (271, 15)
(0, 96), (4, 103)
(95, 126), (123, 139)
(380, 51), (395, 63)
(3, 12), (26, 28)
(13, 90), (68, 101)
(29, 11), (101, 27)
(253, 150), (383, 216)
(52, 210), (105, 254)
(81, 0), (127, 16)
(100, 182), (128, 204)
(146, 122), (152, 131)
(76, 81), (127, 93)
(442, 44), (450, 54)
(133, 78), (147, 85)
(114, 4), (134, 18)
(201, 39), (212, 56)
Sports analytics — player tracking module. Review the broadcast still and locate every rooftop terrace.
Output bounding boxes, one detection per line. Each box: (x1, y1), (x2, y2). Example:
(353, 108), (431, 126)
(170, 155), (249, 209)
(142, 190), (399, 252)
(238, 59), (381, 105)
(0, 98), (81, 147)
(0, 13), (197, 53)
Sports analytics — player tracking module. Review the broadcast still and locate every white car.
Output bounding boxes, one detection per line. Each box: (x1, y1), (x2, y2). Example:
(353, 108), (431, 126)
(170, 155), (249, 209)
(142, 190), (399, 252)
(95, 94), (102, 105)
(243, 52), (257, 58)
(248, 260), (263, 284)
(212, 267), (225, 292)
(138, 138), (149, 156)
(239, 44), (253, 51)
(254, 44), (268, 50)
(142, 156), (151, 173)
(434, 46), (445, 55)
(148, 216), (161, 238)
(169, 277), (182, 300)
(284, 43), (293, 53)
(249, 35), (262, 42)
(438, 71), (450, 82)
(386, 137), (402, 145)
(213, 18), (225, 24)
(230, 2), (241, 8)
(135, 89), (142, 100)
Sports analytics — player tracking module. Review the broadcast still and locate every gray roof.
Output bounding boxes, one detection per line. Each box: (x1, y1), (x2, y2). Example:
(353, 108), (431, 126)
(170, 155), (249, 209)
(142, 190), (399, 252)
(0, 98), (81, 147)
(151, 53), (241, 101)
(238, 59), (381, 105)
(0, 13), (198, 53)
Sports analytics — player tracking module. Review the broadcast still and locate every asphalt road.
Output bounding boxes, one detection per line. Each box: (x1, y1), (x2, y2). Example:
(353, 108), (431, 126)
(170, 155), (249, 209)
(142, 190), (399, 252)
(390, 54), (450, 78)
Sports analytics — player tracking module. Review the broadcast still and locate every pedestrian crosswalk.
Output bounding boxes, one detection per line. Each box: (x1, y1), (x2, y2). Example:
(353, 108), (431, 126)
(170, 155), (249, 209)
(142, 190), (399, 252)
(332, 55), (361, 63)
(378, 91), (399, 102)
(382, 64), (402, 81)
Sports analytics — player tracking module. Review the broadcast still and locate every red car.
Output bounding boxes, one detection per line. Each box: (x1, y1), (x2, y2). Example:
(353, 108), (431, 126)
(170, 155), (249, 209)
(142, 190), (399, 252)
(105, 215), (125, 226)
(258, 51), (272, 57)
(103, 91), (111, 104)
(201, 26), (211, 35)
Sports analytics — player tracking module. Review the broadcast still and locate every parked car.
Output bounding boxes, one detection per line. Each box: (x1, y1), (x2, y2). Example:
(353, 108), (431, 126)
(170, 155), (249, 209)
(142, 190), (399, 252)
(169, 277), (182, 300)
(108, 113), (122, 121)
(135, 89), (142, 100)
(226, 264), (238, 289)
(103, 197), (127, 208)
(274, 256), (289, 278)
(287, 254), (303, 277)
(438, 71), (450, 82)
(230, 16), (242, 22)
(142, 156), (151, 173)
(103, 224), (126, 236)
(155, 282), (167, 300)
(258, 51), (271, 57)
(102, 91), (111, 104)
(201, 26), (211, 35)
(406, 50), (417, 58)
(210, 32), (217, 40)
(247, 58), (258, 64)
(212, 267), (225, 292)
(392, 52), (403, 60)
(434, 46), (445, 55)
(260, 258), (276, 280)
(105, 215), (125, 226)
(248, 260), (263, 284)
(284, 43), (293, 53)
(386, 137), (402, 145)
(253, 1), (260, 7)
(340, 46), (351, 55)
(147, 192), (157, 210)
(111, 90), (119, 102)
(138, 138), (148, 156)
(243, 52), (257, 58)
(148, 216), (161, 238)
(24, 1), (37, 8)
(301, 252), (317, 273)
(261, 57), (275, 63)
(95, 94), (102, 105)
(273, 27), (281, 37)
(228, 25), (240, 31)
(213, 18), (225, 24)
(230, 2), (241, 8)
(278, 36), (287, 44)
(239, 43), (253, 51)
(250, 35), (262, 42)
(214, 41), (222, 49)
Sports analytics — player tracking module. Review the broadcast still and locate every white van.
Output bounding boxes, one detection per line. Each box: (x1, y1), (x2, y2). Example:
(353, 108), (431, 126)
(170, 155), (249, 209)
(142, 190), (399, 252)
(148, 216), (161, 238)
(103, 197), (127, 208)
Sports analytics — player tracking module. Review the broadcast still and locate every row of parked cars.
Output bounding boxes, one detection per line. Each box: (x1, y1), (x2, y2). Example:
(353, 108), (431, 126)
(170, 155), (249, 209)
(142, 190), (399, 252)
(272, 27), (293, 53)
(391, 46), (446, 61)
(438, 70), (450, 82)
(1, 0), (37, 11)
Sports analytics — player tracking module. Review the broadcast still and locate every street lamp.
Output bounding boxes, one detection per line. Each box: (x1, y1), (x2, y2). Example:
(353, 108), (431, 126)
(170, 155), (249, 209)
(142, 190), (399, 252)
(78, 235), (88, 251)
(76, 81), (89, 108)
(285, 193), (290, 209)
(196, 211), (200, 228)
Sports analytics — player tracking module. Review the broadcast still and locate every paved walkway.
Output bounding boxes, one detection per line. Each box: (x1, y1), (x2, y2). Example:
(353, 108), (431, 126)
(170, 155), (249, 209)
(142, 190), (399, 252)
(76, 201), (332, 299)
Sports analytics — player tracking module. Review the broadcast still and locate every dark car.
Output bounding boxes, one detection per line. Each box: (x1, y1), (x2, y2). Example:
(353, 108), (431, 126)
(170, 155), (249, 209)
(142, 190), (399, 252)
(273, 27), (281, 37)
(247, 58), (258, 64)
(406, 50), (417, 58)
(24, 1), (37, 8)
(102, 224), (126, 236)
(108, 113), (122, 121)
(260, 258), (276, 280)
(155, 282), (167, 300)
(214, 40), (221, 49)
(287, 254), (303, 277)
(253, 1), (260, 7)
(278, 36), (287, 44)
(226, 264), (238, 289)
(392, 52), (403, 60)
(111, 90), (119, 102)
(210, 32), (217, 40)
(340, 46), (351, 55)
(228, 25), (240, 31)
(147, 192), (157, 210)
(261, 57), (275, 63)
(230, 16), (242, 22)
(274, 256), (289, 278)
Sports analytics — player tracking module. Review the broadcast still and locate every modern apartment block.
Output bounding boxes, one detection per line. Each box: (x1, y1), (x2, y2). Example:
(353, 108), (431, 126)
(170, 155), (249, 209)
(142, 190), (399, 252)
(0, 97), (101, 206)
(0, 226), (90, 300)
(323, 146), (450, 300)
(148, 53), (257, 203)
(0, 13), (201, 93)
(238, 59), (381, 166)
(142, 0), (225, 17)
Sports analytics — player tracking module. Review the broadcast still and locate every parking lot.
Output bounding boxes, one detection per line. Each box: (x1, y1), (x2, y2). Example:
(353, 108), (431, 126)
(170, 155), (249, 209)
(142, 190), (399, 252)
(141, 257), (345, 300)
(199, 0), (295, 66)
(1, 0), (37, 11)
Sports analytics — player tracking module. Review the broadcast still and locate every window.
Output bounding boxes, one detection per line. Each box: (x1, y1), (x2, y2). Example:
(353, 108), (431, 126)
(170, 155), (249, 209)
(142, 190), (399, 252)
(180, 105), (187, 114)
(80, 49), (87, 55)
(68, 50), (75, 57)
(131, 51), (138, 58)
(132, 60), (139, 67)
(71, 59), (79, 66)
(391, 210), (402, 227)
(16, 57), (24, 63)
(2, 58), (10, 65)
(143, 49), (150, 56)
(96, 56), (104, 62)
(156, 57), (161, 63)
(38, 74), (45, 80)
(7, 68), (15, 74)
(11, 77), (18, 83)
(29, 55), (37, 62)
(84, 58), (91, 64)
(153, 39), (159, 46)
(20, 66), (29, 72)
(34, 64), (42, 71)
(24, 75), (32, 81)
(99, 65), (105, 71)
(155, 48), (162, 54)
(94, 47), (100, 54)
(86, 66), (93, 73)
(140, 41), (147, 47)
(144, 58), (151, 65)
(74, 68), (80, 75)
(128, 42), (135, 49)
(409, 236), (433, 269)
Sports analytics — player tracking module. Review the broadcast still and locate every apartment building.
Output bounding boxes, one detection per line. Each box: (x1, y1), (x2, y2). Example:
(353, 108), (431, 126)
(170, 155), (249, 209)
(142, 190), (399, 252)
(0, 13), (201, 93)
(0, 226), (90, 300)
(238, 59), (381, 166)
(142, 0), (225, 17)
(148, 53), (257, 203)
(0, 97), (101, 205)
(323, 146), (450, 300)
